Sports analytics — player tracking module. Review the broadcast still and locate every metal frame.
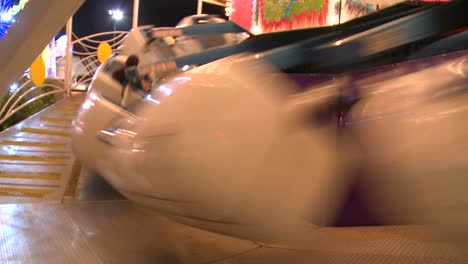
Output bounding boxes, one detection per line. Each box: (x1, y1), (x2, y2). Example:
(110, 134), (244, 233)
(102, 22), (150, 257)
(197, 0), (228, 15)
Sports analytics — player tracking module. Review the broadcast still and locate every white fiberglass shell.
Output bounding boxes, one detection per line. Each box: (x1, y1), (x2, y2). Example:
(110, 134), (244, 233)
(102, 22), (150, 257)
(348, 54), (468, 233)
(91, 55), (341, 242)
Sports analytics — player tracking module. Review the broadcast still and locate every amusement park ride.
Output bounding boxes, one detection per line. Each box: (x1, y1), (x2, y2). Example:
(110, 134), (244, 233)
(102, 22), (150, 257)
(72, 0), (468, 244)
(0, 0), (467, 262)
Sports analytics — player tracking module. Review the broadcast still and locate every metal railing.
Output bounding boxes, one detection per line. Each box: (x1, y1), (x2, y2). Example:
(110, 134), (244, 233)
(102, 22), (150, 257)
(0, 30), (128, 128)
(65, 30), (127, 88)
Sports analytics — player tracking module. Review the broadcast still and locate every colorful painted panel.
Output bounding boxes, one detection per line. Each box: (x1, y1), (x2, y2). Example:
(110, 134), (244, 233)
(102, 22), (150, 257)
(259, 0), (330, 32)
(229, 0), (403, 34)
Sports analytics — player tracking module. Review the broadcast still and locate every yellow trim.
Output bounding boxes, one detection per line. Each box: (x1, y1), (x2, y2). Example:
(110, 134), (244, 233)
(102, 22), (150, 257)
(0, 173), (60, 180)
(64, 159), (82, 197)
(97, 42), (113, 64)
(30, 56), (46, 86)
(20, 127), (70, 137)
(0, 187), (54, 197)
(0, 140), (67, 148)
(68, 101), (84, 106)
(0, 154), (69, 162)
(324, 228), (426, 239)
(40, 117), (73, 125)
(53, 107), (78, 114)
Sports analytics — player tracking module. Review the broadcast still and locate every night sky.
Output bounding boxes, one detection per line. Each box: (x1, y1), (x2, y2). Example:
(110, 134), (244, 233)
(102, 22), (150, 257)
(71, 0), (226, 38)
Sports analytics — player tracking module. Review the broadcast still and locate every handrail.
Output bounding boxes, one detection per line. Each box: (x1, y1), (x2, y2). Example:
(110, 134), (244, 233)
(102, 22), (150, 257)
(72, 31), (127, 44)
(6, 83), (61, 117)
(0, 79), (33, 118)
(0, 30), (129, 128)
(0, 89), (67, 125)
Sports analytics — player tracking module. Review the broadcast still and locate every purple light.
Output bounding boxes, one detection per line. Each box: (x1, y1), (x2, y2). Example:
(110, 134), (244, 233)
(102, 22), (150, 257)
(0, 0), (13, 38)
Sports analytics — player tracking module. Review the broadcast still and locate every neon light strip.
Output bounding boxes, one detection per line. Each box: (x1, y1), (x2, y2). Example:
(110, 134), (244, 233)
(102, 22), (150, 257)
(10, 0), (29, 16)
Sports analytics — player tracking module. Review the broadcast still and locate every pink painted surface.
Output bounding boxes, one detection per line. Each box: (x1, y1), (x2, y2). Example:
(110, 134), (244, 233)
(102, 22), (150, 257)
(229, 0), (255, 32)
(258, 0), (329, 33)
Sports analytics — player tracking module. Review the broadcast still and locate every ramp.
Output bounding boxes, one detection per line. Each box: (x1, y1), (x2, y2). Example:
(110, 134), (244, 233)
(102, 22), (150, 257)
(0, 94), (84, 204)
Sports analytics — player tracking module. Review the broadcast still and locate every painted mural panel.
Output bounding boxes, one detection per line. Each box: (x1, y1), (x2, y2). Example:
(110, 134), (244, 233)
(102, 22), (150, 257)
(259, 0), (331, 32)
(228, 0), (403, 34)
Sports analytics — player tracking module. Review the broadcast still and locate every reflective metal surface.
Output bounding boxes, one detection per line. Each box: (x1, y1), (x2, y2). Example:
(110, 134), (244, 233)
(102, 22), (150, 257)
(0, 203), (101, 264)
(1, 200), (467, 263)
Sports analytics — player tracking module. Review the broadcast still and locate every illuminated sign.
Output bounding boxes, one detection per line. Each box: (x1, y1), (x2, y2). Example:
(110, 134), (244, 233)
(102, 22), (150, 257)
(10, 0), (29, 16)
(0, 0), (29, 38)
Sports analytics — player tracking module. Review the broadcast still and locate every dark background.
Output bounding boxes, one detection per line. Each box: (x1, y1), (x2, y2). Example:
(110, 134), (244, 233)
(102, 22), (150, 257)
(70, 0), (226, 38)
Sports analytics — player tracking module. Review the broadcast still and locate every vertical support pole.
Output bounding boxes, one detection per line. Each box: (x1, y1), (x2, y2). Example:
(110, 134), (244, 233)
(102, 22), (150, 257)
(65, 16), (73, 97)
(50, 38), (57, 78)
(338, 0), (342, 24)
(133, 0), (140, 29)
(197, 0), (203, 15)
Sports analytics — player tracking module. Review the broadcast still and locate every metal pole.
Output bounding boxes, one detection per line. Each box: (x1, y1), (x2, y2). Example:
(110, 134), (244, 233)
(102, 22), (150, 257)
(50, 38), (57, 78)
(65, 16), (73, 97)
(338, 0), (342, 24)
(197, 0), (203, 15)
(133, 0), (140, 29)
